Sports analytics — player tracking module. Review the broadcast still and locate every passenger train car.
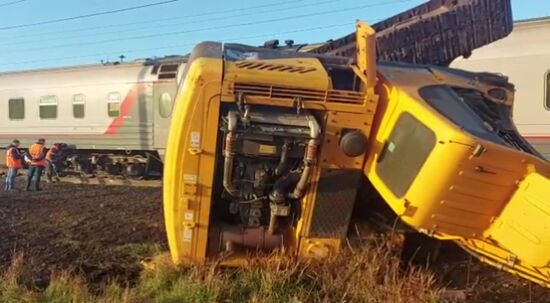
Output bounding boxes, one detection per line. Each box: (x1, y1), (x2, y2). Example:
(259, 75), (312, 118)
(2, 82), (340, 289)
(0, 57), (186, 176)
(452, 17), (550, 158)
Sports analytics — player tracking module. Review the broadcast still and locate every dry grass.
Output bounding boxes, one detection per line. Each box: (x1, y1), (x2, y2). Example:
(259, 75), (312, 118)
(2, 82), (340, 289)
(0, 241), (443, 303)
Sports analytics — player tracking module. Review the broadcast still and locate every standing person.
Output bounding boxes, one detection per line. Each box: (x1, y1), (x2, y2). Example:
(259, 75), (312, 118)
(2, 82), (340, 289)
(26, 138), (47, 191)
(45, 143), (62, 183)
(4, 139), (23, 191)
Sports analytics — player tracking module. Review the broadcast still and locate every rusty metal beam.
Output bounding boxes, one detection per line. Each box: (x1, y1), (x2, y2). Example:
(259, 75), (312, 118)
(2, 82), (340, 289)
(307, 0), (513, 66)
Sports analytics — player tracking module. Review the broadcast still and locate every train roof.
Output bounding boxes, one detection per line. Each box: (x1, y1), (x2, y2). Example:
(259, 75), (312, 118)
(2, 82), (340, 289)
(515, 16), (550, 26)
(450, 15), (550, 63)
(0, 55), (188, 91)
(0, 55), (187, 77)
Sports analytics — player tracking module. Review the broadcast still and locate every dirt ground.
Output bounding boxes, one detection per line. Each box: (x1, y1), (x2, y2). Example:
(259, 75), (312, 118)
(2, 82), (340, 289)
(432, 244), (550, 303)
(0, 182), (165, 289)
(0, 181), (549, 302)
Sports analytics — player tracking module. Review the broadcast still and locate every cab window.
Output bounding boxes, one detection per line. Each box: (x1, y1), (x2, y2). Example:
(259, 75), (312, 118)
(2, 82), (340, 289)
(39, 95), (58, 119)
(8, 98), (25, 120)
(376, 112), (436, 197)
(73, 94), (86, 118)
(107, 92), (121, 117)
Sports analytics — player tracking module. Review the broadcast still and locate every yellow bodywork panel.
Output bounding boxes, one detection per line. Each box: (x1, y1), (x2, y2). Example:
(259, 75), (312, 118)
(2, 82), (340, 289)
(164, 57), (222, 264)
(458, 236), (550, 288)
(468, 170), (550, 287)
(220, 59), (377, 115)
(489, 172), (550, 268)
(353, 21), (377, 98)
(365, 64), (550, 286)
(223, 58), (331, 92)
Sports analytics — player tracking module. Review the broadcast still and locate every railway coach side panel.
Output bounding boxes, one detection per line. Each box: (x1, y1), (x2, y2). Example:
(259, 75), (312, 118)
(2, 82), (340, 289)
(0, 63), (159, 153)
(0, 83), (155, 152)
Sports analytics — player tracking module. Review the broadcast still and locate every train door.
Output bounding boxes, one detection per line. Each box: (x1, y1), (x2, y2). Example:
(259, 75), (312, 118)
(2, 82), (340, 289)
(153, 81), (178, 160)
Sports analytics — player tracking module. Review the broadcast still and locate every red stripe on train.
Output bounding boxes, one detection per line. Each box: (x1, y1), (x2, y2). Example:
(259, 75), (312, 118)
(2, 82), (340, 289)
(523, 136), (550, 140)
(104, 84), (143, 135)
(0, 84), (143, 139)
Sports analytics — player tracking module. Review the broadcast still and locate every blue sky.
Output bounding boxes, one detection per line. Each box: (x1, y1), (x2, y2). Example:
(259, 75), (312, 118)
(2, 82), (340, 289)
(0, 0), (548, 72)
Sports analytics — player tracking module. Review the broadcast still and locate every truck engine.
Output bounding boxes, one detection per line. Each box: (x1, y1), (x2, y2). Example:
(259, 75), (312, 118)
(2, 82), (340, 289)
(210, 108), (320, 253)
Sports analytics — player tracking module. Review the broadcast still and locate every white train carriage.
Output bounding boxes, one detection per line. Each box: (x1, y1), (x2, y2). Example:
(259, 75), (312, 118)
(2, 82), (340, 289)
(452, 17), (550, 158)
(0, 57), (186, 176)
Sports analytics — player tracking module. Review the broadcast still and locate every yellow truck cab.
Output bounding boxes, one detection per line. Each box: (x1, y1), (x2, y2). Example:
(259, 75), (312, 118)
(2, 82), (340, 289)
(370, 63), (550, 286)
(163, 24), (550, 287)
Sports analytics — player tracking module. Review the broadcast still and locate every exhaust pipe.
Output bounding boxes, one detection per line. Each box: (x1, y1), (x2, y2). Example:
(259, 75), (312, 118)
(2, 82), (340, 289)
(223, 111), (240, 197)
(289, 116), (320, 199)
(269, 115), (320, 234)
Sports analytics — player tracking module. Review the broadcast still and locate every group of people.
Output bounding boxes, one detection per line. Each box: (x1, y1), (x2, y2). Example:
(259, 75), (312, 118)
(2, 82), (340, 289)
(4, 138), (63, 192)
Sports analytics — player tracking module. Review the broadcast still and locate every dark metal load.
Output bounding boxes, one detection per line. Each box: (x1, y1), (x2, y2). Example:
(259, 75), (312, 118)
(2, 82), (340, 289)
(307, 0), (513, 65)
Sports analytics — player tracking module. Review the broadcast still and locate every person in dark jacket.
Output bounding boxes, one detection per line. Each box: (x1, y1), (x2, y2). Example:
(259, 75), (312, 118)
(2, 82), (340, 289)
(25, 138), (47, 191)
(4, 139), (23, 191)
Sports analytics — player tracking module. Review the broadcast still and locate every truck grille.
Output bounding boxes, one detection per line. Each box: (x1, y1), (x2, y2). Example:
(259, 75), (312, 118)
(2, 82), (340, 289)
(233, 83), (365, 105)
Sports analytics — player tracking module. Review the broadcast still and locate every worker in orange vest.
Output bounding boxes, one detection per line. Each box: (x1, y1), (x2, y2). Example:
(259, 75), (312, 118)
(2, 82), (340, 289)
(45, 143), (62, 183)
(25, 138), (47, 191)
(4, 139), (22, 191)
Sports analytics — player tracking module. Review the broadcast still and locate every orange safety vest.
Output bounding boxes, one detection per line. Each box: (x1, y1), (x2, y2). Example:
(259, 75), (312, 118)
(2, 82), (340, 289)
(29, 143), (46, 167)
(6, 147), (22, 169)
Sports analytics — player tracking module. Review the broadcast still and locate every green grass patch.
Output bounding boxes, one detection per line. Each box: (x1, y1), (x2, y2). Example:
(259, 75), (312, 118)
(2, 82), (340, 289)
(0, 243), (442, 303)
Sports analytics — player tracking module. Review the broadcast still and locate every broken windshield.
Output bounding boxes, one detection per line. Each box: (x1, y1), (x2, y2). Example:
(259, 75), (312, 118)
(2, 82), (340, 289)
(419, 85), (539, 156)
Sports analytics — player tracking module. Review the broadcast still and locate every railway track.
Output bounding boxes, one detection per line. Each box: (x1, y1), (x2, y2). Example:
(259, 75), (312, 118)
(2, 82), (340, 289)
(58, 175), (162, 187)
(0, 169), (162, 189)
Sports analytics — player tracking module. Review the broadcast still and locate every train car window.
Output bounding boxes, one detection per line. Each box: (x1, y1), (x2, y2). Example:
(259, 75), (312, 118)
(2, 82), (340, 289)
(546, 71), (550, 109)
(73, 94), (86, 118)
(39, 95), (58, 119)
(107, 92), (121, 117)
(159, 92), (173, 118)
(8, 98), (25, 120)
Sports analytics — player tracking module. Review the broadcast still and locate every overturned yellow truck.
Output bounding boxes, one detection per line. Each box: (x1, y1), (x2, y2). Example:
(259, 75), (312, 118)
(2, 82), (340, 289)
(163, 22), (550, 287)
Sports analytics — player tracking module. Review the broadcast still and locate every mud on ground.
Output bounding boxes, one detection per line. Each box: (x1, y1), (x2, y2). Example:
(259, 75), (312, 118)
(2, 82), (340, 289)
(0, 183), (166, 289)
(0, 182), (548, 302)
(432, 243), (550, 303)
